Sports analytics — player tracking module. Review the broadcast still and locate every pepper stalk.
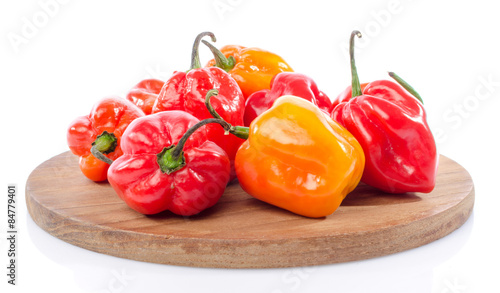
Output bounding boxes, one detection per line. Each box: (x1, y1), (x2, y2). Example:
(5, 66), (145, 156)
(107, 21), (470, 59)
(204, 89), (249, 139)
(388, 72), (424, 104)
(190, 31), (217, 70)
(349, 30), (363, 98)
(156, 117), (233, 174)
(201, 40), (236, 72)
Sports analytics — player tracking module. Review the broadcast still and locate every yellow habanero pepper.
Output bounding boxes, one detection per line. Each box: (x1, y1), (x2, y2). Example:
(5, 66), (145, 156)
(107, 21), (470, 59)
(204, 43), (294, 99)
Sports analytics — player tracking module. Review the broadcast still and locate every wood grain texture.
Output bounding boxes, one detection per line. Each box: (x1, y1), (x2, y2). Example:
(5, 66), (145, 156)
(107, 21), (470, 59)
(26, 152), (474, 268)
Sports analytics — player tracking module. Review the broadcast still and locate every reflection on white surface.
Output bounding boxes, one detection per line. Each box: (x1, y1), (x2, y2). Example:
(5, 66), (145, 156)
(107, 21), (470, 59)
(26, 211), (474, 293)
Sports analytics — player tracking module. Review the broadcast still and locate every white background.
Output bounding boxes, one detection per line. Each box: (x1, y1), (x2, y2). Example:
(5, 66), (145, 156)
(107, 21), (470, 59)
(1, 0), (499, 292)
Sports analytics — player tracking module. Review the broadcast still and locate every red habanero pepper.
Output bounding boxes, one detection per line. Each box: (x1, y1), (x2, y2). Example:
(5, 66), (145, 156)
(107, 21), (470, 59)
(67, 97), (145, 182)
(152, 32), (245, 181)
(331, 31), (438, 194)
(126, 79), (164, 115)
(243, 72), (333, 126)
(107, 111), (230, 216)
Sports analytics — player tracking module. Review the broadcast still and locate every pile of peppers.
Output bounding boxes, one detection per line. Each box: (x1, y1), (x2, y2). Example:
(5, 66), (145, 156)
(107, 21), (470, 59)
(67, 31), (438, 218)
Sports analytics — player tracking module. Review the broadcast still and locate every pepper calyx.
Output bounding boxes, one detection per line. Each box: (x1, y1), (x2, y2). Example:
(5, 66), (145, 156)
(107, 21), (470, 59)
(157, 145), (186, 175)
(230, 125), (250, 139)
(90, 131), (117, 165)
(159, 117), (236, 175)
(92, 131), (117, 154)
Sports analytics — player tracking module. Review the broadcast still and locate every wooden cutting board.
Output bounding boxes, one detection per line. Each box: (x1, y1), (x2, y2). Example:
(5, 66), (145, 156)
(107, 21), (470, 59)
(26, 151), (474, 268)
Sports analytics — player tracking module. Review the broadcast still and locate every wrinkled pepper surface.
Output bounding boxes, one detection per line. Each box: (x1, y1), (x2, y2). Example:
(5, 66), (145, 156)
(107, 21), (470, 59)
(204, 43), (293, 99)
(107, 111), (230, 216)
(152, 32), (245, 181)
(67, 97), (145, 182)
(126, 78), (164, 115)
(244, 72), (333, 126)
(205, 92), (365, 218)
(331, 31), (438, 193)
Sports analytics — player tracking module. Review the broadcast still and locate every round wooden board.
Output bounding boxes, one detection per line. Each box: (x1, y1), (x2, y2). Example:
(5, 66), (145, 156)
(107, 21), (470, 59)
(26, 151), (474, 268)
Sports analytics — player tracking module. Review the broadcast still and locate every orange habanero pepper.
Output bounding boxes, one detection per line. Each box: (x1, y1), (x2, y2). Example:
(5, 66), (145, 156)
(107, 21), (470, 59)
(205, 90), (364, 218)
(204, 43), (293, 99)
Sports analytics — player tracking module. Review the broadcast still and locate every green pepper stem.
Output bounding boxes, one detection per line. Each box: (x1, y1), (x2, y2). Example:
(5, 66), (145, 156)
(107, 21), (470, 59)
(205, 89), (223, 120)
(171, 118), (231, 159)
(202, 40), (236, 72)
(350, 30), (363, 98)
(90, 131), (117, 165)
(156, 145), (186, 175)
(158, 118), (233, 174)
(388, 72), (424, 104)
(204, 89), (249, 139)
(190, 32), (216, 70)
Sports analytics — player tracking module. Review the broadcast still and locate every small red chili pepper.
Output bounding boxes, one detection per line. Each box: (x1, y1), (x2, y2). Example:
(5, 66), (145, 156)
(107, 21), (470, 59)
(152, 32), (245, 181)
(67, 97), (145, 182)
(107, 111), (231, 216)
(126, 79), (164, 115)
(331, 31), (438, 193)
(243, 72), (333, 126)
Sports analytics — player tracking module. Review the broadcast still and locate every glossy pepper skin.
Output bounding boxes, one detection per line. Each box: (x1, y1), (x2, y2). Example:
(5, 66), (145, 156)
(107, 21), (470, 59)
(126, 79), (164, 115)
(107, 111), (230, 216)
(205, 44), (293, 99)
(331, 31), (438, 194)
(331, 82), (368, 110)
(67, 97), (145, 182)
(235, 96), (365, 218)
(152, 32), (245, 181)
(244, 72), (333, 126)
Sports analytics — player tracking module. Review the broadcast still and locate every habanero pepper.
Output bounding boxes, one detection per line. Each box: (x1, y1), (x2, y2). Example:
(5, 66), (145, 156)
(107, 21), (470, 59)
(204, 41), (293, 99)
(331, 31), (438, 194)
(67, 97), (145, 182)
(205, 90), (365, 218)
(243, 72), (333, 126)
(126, 78), (165, 115)
(152, 32), (245, 181)
(107, 110), (230, 216)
